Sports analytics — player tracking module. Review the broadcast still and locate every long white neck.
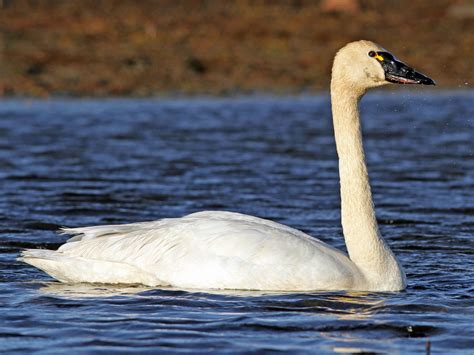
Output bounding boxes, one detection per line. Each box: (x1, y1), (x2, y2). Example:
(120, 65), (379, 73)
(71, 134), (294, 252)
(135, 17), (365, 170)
(330, 81), (406, 290)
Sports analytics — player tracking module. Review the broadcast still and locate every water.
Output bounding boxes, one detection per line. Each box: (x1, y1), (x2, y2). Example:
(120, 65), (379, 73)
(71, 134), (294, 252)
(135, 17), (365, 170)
(0, 93), (473, 353)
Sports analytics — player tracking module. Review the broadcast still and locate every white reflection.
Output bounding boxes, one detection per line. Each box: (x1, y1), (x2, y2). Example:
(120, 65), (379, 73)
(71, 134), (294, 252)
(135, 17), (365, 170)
(37, 281), (151, 298)
(36, 281), (307, 298)
(35, 280), (386, 321)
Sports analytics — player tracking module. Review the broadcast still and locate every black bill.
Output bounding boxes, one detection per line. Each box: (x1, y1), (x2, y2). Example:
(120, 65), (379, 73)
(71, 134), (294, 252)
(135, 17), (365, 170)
(374, 51), (435, 85)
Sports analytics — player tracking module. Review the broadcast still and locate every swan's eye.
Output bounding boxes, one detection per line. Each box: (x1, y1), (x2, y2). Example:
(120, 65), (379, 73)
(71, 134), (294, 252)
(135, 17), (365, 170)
(368, 51), (376, 57)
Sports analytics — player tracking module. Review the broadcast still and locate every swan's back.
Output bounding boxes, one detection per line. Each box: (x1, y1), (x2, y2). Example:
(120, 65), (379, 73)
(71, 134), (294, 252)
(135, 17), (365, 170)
(20, 211), (363, 291)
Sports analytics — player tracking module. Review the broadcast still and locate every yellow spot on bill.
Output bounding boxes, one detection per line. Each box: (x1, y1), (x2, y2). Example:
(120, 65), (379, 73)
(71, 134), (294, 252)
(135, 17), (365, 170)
(375, 54), (384, 61)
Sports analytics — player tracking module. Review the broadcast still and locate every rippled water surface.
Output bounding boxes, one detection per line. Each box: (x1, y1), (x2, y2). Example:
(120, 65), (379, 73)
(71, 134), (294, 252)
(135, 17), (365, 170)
(1, 93), (473, 353)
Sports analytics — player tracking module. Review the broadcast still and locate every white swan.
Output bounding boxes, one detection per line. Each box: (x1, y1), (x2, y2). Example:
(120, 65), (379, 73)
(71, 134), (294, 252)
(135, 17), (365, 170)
(19, 40), (434, 292)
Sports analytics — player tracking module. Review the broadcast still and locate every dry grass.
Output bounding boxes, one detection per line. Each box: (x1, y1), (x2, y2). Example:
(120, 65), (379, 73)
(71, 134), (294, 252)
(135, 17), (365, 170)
(1, 0), (473, 96)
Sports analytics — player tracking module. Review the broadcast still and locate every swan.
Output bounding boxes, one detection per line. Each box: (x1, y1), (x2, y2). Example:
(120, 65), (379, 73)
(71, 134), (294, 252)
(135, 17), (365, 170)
(19, 40), (435, 292)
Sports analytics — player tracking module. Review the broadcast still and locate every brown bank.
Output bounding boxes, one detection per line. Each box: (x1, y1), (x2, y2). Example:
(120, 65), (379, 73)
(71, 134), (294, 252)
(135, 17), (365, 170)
(1, 0), (473, 97)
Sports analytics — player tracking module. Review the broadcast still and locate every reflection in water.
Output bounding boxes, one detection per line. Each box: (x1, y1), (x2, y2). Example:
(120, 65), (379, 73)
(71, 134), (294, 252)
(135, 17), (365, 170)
(38, 281), (385, 322)
(37, 281), (152, 298)
(323, 293), (385, 320)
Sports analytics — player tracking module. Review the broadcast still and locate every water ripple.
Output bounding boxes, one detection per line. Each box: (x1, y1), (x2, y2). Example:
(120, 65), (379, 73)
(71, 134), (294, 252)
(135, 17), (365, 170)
(0, 93), (473, 353)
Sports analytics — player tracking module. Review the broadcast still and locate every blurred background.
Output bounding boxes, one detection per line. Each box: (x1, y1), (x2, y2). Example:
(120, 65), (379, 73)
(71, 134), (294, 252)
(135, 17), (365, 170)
(0, 0), (473, 97)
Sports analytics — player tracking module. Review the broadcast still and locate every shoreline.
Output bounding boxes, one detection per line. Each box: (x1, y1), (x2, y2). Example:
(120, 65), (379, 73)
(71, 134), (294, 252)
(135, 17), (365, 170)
(0, 87), (468, 103)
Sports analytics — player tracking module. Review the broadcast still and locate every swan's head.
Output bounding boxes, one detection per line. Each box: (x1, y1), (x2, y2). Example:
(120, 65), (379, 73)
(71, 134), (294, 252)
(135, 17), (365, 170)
(332, 40), (435, 93)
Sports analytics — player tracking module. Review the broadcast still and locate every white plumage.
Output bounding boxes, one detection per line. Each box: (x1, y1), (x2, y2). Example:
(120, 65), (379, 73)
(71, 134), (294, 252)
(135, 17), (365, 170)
(22, 211), (362, 290)
(19, 40), (434, 291)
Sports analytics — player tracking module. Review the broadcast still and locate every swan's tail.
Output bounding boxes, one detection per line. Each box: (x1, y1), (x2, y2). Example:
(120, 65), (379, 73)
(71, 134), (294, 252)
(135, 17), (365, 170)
(18, 249), (72, 282)
(18, 249), (163, 286)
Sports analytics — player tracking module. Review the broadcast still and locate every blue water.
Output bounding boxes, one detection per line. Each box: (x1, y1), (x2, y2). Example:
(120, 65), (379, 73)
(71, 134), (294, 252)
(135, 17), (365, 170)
(0, 93), (473, 353)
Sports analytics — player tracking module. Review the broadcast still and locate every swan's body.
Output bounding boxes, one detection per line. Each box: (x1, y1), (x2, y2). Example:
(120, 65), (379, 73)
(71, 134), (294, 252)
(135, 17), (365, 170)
(22, 211), (365, 290)
(20, 40), (434, 292)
